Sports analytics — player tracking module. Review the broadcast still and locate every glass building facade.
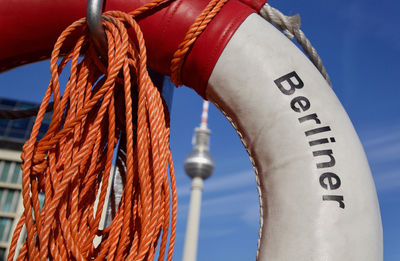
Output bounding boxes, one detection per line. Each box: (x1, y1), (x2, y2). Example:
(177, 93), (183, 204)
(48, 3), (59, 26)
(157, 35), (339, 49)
(0, 97), (112, 259)
(0, 160), (22, 259)
(0, 97), (50, 144)
(0, 97), (50, 260)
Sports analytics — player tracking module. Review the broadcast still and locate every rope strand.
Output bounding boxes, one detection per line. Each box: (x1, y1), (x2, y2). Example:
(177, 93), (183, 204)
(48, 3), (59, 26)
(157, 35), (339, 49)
(8, 0), (228, 259)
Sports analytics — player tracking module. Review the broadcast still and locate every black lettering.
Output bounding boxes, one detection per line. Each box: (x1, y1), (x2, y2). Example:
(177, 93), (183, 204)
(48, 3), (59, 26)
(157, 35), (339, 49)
(305, 126), (331, 136)
(319, 172), (341, 190)
(313, 149), (336, 168)
(309, 137), (335, 146)
(298, 113), (321, 124)
(323, 195), (345, 209)
(290, 96), (310, 112)
(274, 71), (304, 95)
(274, 73), (345, 210)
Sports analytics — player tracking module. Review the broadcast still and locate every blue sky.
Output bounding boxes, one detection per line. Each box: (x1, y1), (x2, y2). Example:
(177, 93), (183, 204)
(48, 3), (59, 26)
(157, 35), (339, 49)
(0, 0), (399, 260)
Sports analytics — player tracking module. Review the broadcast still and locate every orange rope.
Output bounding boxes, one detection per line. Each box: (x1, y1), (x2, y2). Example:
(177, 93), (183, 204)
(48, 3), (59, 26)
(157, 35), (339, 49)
(8, 0), (227, 259)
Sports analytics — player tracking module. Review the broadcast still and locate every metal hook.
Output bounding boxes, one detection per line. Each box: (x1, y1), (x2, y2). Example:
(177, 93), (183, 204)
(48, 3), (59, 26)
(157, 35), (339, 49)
(86, 0), (108, 59)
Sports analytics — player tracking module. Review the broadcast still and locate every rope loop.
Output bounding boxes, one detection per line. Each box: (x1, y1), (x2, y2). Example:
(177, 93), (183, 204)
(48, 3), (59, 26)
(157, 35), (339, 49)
(9, 8), (177, 261)
(8, 0), (229, 259)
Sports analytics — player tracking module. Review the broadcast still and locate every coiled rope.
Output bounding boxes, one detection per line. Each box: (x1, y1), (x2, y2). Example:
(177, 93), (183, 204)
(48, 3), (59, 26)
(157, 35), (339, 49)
(7, 0), (228, 260)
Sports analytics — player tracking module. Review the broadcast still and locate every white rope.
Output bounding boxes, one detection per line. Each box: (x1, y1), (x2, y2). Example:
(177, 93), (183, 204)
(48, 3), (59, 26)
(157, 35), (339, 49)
(260, 3), (332, 87)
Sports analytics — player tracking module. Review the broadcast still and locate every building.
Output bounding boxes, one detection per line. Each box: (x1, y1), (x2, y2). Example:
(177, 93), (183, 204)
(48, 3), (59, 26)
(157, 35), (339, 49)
(0, 97), (117, 259)
(0, 97), (50, 260)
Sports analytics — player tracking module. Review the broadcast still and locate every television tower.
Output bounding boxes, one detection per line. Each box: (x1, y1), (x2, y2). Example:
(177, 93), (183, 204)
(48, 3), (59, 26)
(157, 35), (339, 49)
(182, 100), (215, 261)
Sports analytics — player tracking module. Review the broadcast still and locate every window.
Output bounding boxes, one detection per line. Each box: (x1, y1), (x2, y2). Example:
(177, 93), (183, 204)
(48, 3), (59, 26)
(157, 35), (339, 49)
(0, 161), (11, 182)
(11, 163), (21, 184)
(0, 119), (9, 128)
(0, 217), (13, 242)
(0, 161), (22, 184)
(8, 130), (27, 139)
(10, 119), (29, 131)
(0, 189), (20, 213)
(0, 247), (5, 261)
(0, 99), (17, 107)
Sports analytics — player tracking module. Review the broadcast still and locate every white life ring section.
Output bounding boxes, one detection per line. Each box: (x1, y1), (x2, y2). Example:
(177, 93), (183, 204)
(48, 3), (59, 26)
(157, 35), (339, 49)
(206, 14), (383, 260)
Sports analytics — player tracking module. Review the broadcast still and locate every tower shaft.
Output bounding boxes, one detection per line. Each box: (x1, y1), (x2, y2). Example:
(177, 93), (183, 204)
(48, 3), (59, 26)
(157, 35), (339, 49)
(182, 177), (204, 261)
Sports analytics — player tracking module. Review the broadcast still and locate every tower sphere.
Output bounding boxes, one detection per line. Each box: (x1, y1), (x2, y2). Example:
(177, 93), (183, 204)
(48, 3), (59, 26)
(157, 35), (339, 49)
(184, 128), (214, 180)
